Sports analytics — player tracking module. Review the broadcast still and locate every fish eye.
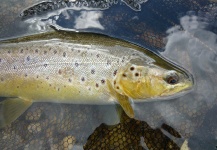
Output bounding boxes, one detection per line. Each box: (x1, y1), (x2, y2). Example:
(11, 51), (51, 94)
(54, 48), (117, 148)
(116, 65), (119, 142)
(165, 73), (179, 85)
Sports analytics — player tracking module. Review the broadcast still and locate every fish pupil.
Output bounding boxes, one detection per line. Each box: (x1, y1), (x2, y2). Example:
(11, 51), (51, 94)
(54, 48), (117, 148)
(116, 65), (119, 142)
(167, 76), (178, 84)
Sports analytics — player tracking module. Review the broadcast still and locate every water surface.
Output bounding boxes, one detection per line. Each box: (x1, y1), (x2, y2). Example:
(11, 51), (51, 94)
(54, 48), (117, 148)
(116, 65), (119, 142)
(0, 0), (217, 149)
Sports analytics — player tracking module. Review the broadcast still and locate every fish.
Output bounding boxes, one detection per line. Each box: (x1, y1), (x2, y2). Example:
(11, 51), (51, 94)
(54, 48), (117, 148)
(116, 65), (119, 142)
(0, 31), (193, 128)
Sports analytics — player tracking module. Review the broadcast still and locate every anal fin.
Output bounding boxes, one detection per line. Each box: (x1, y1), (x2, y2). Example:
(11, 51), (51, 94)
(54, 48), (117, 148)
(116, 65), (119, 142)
(107, 80), (134, 118)
(0, 98), (32, 128)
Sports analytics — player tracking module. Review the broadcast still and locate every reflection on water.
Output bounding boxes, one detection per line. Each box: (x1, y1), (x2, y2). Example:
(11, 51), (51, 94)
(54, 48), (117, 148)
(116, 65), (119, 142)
(73, 11), (104, 30)
(20, 0), (148, 20)
(25, 10), (105, 33)
(160, 13), (217, 149)
(162, 14), (217, 107)
(1, 0), (217, 150)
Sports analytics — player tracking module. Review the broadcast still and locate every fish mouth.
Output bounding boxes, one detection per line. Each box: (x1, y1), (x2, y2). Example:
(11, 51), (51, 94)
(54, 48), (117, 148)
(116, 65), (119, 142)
(175, 64), (195, 86)
(179, 71), (194, 91)
(183, 70), (194, 85)
(132, 74), (194, 103)
(133, 88), (193, 103)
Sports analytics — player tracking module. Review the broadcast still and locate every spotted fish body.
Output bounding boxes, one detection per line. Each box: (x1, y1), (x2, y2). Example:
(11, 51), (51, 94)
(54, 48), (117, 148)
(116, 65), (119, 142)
(0, 35), (148, 104)
(0, 31), (193, 127)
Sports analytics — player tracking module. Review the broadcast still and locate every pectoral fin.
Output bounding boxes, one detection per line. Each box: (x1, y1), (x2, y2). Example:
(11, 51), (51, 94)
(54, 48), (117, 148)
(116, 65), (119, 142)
(107, 80), (134, 118)
(0, 98), (32, 128)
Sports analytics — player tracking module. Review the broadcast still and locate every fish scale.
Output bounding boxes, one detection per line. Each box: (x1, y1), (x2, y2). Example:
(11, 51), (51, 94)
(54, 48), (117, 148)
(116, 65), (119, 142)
(0, 31), (193, 128)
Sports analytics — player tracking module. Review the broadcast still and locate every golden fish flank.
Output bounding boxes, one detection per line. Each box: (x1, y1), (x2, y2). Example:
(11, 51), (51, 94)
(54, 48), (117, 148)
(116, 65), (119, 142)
(0, 32), (193, 128)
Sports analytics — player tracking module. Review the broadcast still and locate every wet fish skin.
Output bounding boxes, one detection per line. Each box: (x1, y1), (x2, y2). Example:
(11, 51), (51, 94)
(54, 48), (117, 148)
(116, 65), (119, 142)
(0, 37), (142, 104)
(0, 31), (193, 128)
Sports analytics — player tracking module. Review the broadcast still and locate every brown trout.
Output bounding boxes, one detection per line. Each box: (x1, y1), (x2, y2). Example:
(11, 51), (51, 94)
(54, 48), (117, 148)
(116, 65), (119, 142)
(0, 31), (193, 128)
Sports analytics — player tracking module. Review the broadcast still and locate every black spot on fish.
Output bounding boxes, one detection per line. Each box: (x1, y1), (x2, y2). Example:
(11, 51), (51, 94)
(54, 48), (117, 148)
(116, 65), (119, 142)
(63, 52), (66, 57)
(44, 64), (48, 67)
(20, 49), (24, 53)
(13, 66), (16, 69)
(46, 76), (49, 80)
(81, 77), (85, 82)
(96, 54), (100, 58)
(88, 87), (91, 91)
(91, 69), (95, 74)
(8, 50), (11, 54)
(35, 49), (38, 53)
(49, 84), (52, 87)
(101, 79), (105, 84)
(130, 66), (135, 71)
(25, 74), (28, 77)
(113, 70), (117, 76)
(75, 62), (79, 67)
(121, 57), (125, 63)
(44, 51), (47, 54)
(114, 80), (116, 85)
(54, 50), (57, 54)
(68, 78), (72, 82)
(107, 60), (111, 65)
(122, 73), (127, 77)
(116, 86), (119, 89)
(26, 56), (30, 61)
(135, 73), (139, 77)
(36, 75), (39, 78)
(96, 83), (99, 87)
(58, 69), (62, 75)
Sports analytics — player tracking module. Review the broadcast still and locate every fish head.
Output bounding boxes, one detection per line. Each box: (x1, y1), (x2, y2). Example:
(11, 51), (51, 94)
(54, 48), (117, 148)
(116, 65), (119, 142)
(114, 63), (193, 100)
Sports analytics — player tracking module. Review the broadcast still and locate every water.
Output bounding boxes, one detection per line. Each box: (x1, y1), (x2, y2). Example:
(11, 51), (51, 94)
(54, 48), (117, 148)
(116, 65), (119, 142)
(0, 0), (217, 149)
